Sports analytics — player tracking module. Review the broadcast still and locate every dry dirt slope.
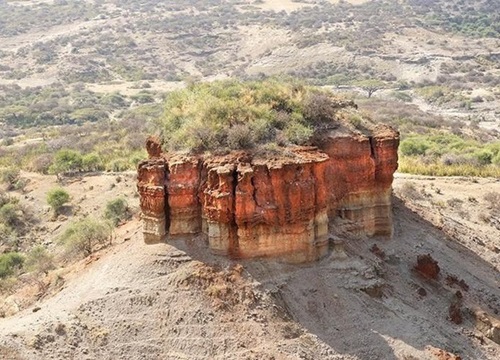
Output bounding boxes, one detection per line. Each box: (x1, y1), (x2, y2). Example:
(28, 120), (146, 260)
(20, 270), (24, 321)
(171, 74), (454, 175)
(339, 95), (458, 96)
(0, 181), (499, 359)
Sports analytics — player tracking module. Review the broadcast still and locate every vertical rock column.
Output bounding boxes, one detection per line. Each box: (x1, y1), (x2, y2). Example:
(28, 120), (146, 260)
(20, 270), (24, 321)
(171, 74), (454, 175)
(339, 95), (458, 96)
(234, 153), (330, 263)
(371, 128), (400, 236)
(321, 126), (399, 237)
(201, 164), (238, 256)
(167, 156), (202, 236)
(137, 159), (168, 244)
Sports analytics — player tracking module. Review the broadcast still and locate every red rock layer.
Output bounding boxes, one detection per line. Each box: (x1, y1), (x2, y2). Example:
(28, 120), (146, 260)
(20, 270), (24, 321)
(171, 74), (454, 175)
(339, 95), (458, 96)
(137, 158), (168, 244)
(137, 127), (399, 262)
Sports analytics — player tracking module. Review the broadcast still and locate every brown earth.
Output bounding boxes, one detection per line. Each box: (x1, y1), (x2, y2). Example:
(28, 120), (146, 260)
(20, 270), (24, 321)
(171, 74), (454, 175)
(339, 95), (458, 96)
(0, 172), (498, 359)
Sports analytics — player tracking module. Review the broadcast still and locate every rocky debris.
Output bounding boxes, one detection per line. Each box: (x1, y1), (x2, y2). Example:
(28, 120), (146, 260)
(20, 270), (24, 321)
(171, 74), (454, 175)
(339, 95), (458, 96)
(414, 254), (440, 279)
(331, 237), (348, 260)
(449, 291), (464, 325)
(428, 346), (462, 360)
(361, 284), (385, 298)
(473, 310), (500, 345)
(445, 274), (469, 292)
(138, 127), (399, 262)
(370, 243), (386, 259)
(417, 287), (427, 297)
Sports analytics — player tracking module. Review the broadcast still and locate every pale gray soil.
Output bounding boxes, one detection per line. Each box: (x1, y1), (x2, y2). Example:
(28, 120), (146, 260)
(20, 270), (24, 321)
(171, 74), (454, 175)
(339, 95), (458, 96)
(0, 174), (499, 359)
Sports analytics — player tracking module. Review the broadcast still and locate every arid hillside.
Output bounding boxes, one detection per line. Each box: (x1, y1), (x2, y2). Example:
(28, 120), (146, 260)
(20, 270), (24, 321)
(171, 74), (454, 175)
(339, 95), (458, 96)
(1, 0), (499, 128)
(0, 1), (499, 359)
(0, 173), (498, 359)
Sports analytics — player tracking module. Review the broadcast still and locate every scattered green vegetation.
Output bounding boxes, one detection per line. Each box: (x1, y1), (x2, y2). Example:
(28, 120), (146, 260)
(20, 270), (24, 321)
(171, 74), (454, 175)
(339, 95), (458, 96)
(46, 188), (70, 215)
(0, 252), (24, 279)
(104, 198), (130, 226)
(59, 217), (112, 258)
(0, 106), (151, 174)
(416, 0), (500, 38)
(25, 246), (55, 275)
(399, 133), (500, 177)
(400, 133), (500, 165)
(399, 157), (500, 177)
(0, 167), (26, 191)
(156, 79), (353, 153)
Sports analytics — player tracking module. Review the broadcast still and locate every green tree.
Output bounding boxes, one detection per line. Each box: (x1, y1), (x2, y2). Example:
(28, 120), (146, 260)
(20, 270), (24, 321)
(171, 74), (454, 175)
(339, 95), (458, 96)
(25, 246), (54, 274)
(354, 79), (386, 98)
(49, 149), (83, 174)
(59, 218), (112, 257)
(104, 198), (129, 226)
(46, 188), (70, 215)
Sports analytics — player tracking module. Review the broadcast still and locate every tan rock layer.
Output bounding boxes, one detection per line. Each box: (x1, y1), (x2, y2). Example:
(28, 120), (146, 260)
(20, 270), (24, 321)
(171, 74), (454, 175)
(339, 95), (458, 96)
(137, 127), (399, 262)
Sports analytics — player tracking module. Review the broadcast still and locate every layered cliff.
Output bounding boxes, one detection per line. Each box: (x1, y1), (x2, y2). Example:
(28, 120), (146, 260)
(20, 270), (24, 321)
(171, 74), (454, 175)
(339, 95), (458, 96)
(137, 125), (399, 262)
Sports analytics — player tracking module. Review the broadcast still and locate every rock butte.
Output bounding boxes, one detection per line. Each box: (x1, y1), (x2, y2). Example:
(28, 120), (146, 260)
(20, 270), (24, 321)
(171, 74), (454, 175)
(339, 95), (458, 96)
(137, 125), (400, 263)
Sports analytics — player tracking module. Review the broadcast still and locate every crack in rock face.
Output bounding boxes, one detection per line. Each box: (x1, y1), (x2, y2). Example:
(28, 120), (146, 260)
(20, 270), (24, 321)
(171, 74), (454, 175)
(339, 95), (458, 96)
(138, 126), (400, 263)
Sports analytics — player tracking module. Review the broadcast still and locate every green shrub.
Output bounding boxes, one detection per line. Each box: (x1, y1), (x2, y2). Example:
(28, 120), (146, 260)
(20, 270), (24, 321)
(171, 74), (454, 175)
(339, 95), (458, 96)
(0, 252), (24, 279)
(492, 152), (500, 166)
(0, 203), (19, 227)
(107, 159), (130, 172)
(46, 188), (70, 214)
(59, 217), (112, 258)
(0, 224), (18, 248)
(25, 246), (54, 274)
(104, 198), (129, 226)
(2, 137), (14, 146)
(227, 124), (255, 150)
(283, 122), (313, 145)
(155, 79), (354, 153)
(82, 153), (104, 172)
(400, 138), (430, 156)
(0, 196), (28, 241)
(49, 149), (83, 174)
(0, 167), (20, 190)
(391, 91), (412, 102)
(416, 86), (446, 103)
(473, 150), (493, 165)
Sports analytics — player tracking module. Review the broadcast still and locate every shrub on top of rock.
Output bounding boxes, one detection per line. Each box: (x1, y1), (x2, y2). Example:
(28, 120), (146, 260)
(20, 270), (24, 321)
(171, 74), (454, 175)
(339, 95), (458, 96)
(154, 78), (359, 154)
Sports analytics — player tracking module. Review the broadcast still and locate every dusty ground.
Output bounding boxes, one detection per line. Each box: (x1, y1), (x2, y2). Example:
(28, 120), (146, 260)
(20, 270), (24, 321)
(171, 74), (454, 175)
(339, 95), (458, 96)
(0, 173), (498, 359)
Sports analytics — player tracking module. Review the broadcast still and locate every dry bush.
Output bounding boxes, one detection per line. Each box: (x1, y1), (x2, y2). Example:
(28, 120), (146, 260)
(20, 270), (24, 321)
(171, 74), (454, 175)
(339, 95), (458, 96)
(447, 198), (463, 209)
(400, 182), (423, 201)
(483, 192), (500, 211)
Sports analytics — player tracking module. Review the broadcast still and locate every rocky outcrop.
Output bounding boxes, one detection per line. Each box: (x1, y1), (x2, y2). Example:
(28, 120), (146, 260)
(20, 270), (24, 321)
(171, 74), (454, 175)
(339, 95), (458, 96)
(137, 126), (399, 262)
(473, 310), (500, 345)
(414, 254), (441, 279)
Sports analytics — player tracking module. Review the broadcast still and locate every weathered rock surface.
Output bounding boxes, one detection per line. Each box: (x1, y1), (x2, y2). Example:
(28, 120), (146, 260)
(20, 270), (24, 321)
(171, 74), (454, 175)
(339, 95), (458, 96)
(138, 126), (399, 262)
(474, 309), (500, 345)
(415, 254), (441, 280)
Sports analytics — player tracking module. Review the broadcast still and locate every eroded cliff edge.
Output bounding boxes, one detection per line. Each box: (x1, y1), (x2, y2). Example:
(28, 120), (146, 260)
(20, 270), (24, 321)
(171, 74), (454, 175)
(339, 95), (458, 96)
(137, 125), (399, 262)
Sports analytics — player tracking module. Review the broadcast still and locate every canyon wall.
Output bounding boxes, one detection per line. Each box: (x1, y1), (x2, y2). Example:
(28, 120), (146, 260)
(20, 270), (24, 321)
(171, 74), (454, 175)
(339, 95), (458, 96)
(137, 126), (399, 262)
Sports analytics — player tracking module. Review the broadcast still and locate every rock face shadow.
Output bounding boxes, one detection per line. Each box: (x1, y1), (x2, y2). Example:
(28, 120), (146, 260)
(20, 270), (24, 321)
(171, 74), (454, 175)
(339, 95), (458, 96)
(169, 198), (499, 360)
